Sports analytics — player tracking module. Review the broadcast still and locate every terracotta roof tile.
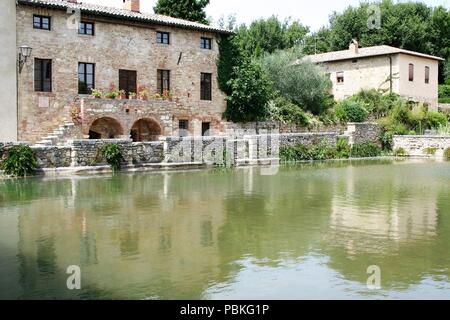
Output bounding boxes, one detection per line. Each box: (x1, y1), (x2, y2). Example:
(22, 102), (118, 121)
(18, 0), (233, 34)
(304, 45), (444, 63)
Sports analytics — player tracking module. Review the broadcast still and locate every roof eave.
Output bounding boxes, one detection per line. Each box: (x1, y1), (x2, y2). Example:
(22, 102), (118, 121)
(309, 51), (444, 64)
(17, 0), (234, 35)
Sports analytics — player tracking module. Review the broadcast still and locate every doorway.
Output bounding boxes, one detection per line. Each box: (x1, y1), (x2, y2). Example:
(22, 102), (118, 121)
(119, 69), (137, 98)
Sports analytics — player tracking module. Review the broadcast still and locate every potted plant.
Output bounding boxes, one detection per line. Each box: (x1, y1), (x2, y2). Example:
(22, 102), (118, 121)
(105, 83), (119, 99)
(162, 90), (173, 101)
(138, 86), (149, 101)
(118, 89), (126, 100)
(91, 89), (102, 99)
(105, 90), (119, 99)
(129, 92), (137, 99)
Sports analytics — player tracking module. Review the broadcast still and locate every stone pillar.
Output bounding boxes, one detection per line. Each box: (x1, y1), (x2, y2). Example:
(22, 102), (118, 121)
(0, 0), (17, 141)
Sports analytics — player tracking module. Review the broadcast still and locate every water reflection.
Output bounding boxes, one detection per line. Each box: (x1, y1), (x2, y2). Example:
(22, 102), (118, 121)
(0, 160), (449, 299)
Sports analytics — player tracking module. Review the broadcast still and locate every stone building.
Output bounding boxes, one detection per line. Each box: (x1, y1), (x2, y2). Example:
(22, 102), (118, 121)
(304, 40), (444, 109)
(1, 0), (232, 143)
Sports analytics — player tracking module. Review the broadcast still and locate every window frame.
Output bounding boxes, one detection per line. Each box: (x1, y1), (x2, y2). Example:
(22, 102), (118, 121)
(200, 73), (212, 101)
(425, 66), (430, 84)
(34, 58), (52, 92)
(157, 69), (171, 94)
(79, 21), (95, 36)
(33, 14), (51, 30)
(78, 62), (95, 95)
(409, 63), (414, 82)
(336, 71), (344, 84)
(156, 31), (170, 45)
(200, 37), (212, 50)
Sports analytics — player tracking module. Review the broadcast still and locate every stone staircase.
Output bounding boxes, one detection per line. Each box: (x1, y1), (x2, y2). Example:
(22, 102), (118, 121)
(36, 122), (79, 146)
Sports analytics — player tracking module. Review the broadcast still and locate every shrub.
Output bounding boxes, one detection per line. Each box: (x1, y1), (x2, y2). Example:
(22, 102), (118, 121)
(268, 96), (311, 127)
(280, 141), (336, 161)
(350, 142), (382, 158)
(423, 147), (438, 155)
(0, 145), (38, 177)
(426, 111), (448, 129)
(335, 100), (369, 123)
(336, 138), (351, 158)
(393, 147), (408, 157)
(102, 144), (124, 172)
(444, 148), (450, 160)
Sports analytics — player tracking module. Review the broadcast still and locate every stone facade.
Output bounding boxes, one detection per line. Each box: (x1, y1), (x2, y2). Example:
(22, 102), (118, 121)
(393, 135), (450, 157)
(15, 2), (227, 143)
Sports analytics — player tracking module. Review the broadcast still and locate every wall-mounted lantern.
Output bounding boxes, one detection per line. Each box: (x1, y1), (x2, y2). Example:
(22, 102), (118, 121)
(18, 45), (33, 73)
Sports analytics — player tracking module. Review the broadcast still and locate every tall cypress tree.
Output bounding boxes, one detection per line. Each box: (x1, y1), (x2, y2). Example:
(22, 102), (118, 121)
(154, 0), (210, 24)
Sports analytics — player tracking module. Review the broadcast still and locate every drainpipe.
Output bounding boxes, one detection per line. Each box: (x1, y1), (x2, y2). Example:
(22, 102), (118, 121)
(388, 55), (393, 94)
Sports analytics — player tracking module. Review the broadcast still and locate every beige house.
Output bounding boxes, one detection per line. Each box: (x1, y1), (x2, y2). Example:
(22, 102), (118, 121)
(305, 41), (444, 109)
(1, 0), (231, 143)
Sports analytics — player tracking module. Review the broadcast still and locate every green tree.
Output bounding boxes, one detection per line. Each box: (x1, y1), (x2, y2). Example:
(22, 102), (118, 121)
(259, 46), (332, 114)
(153, 0), (210, 24)
(224, 60), (273, 123)
(235, 16), (309, 58)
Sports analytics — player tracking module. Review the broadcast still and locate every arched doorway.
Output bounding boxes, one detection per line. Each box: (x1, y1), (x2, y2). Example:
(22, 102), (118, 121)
(89, 117), (123, 139)
(130, 118), (162, 142)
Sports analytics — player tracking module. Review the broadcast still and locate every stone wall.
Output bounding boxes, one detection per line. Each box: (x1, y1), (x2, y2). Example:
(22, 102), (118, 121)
(345, 122), (381, 146)
(32, 146), (72, 168)
(69, 139), (164, 167)
(224, 121), (346, 137)
(0, 142), (72, 168)
(16, 4), (227, 143)
(393, 135), (450, 157)
(1, 125), (384, 172)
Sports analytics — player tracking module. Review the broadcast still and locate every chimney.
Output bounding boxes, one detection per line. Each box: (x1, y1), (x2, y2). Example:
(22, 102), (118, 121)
(123, 0), (140, 13)
(349, 39), (359, 54)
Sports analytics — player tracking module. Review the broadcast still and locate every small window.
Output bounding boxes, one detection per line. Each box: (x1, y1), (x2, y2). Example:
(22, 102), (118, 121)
(200, 37), (212, 50)
(179, 120), (189, 137)
(157, 70), (170, 94)
(33, 15), (51, 30)
(352, 59), (358, 63)
(79, 21), (94, 36)
(425, 66), (430, 84)
(34, 58), (52, 92)
(336, 71), (344, 84)
(78, 63), (95, 94)
(202, 122), (210, 136)
(200, 73), (212, 101)
(409, 63), (414, 82)
(156, 32), (170, 44)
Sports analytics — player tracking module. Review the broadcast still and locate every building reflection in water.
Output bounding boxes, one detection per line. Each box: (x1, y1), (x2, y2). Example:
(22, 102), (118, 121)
(0, 161), (449, 299)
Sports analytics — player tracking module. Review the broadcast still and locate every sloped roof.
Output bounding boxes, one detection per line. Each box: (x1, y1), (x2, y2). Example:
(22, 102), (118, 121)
(18, 0), (233, 34)
(304, 45), (444, 63)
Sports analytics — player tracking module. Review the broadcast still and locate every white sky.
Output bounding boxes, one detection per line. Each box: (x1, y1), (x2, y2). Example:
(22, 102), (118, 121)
(84, 0), (450, 31)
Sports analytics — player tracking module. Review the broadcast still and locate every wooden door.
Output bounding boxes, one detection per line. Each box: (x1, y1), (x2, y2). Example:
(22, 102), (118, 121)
(119, 69), (137, 98)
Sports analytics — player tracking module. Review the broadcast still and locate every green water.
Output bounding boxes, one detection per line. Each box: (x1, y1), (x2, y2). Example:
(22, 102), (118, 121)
(0, 159), (449, 300)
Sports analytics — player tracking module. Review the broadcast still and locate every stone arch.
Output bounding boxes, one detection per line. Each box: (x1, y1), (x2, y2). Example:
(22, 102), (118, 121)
(89, 117), (124, 139)
(130, 118), (162, 142)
